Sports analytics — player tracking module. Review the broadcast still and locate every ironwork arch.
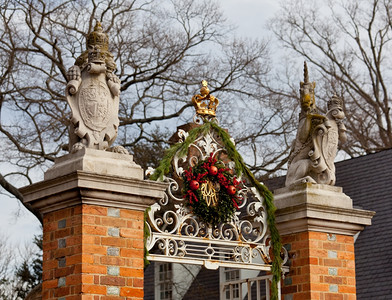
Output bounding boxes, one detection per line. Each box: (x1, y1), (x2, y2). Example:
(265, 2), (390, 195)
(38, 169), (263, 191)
(146, 125), (288, 272)
(145, 81), (289, 300)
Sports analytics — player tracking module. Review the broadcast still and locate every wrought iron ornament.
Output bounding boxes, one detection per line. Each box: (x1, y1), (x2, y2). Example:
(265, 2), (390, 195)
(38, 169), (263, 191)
(146, 82), (289, 273)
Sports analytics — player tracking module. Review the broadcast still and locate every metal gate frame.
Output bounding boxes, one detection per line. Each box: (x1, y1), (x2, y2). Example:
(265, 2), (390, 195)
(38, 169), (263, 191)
(146, 126), (289, 300)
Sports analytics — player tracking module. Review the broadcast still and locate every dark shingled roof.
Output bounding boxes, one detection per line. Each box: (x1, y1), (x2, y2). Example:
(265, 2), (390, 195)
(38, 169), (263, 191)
(144, 261), (155, 300)
(144, 262), (220, 299)
(182, 267), (220, 299)
(335, 149), (392, 299)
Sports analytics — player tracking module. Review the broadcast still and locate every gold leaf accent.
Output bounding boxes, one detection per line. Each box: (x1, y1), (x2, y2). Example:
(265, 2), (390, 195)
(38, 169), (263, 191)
(200, 180), (218, 207)
(191, 80), (219, 117)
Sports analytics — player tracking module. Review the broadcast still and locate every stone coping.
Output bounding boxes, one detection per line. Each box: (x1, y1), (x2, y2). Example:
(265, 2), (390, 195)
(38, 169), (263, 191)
(274, 183), (375, 236)
(44, 148), (143, 180)
(20, 170), (167, 214)
(274, 182), (352, 209)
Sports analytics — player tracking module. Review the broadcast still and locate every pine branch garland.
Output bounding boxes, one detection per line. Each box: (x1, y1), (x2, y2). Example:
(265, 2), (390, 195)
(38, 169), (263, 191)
(150, 123), (212, 181)
(144, 207), (151, 268)
(210, 121), (282, 299)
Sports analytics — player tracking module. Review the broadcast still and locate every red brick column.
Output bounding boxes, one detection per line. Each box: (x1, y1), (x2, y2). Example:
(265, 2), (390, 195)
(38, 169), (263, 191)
(21, 153), (166, 300)
(281, 231), (356, 300)
(41, 204), (146, 299)
(274, 183), (374, 300)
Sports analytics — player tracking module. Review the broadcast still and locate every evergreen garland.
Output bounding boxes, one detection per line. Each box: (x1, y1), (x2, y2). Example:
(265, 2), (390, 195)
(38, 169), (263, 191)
(150, 123), (212, 181)
(149, 121), (283, 300)
(144, 207), (151, 268)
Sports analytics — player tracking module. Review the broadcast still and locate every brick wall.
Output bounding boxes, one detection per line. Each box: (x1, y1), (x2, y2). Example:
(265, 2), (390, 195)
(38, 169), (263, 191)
(42, 204), (145, 299)
(282, 231), (356, 300)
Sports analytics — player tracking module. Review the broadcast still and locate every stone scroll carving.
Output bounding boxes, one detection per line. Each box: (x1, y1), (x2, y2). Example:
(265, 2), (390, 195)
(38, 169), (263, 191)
(65, 21), (126, 154)
(286, 63), (347, 186)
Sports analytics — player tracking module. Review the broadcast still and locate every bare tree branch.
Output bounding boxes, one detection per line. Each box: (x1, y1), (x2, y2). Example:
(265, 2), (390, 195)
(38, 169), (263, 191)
(271, 0), (392, 155)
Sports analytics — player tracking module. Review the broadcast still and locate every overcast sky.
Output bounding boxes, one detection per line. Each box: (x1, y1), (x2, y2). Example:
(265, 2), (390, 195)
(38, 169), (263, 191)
(0, 0), (280, 247)
(222, 0), (279, 38)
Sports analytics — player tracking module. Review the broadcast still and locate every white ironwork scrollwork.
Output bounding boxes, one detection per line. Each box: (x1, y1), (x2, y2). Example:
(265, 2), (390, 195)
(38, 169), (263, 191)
(146, 128), (289, 273)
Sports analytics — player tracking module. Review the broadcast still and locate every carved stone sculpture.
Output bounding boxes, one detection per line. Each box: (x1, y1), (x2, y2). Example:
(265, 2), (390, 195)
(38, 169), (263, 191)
(66, 21), (126, 154)
(285, 63), (347, 186)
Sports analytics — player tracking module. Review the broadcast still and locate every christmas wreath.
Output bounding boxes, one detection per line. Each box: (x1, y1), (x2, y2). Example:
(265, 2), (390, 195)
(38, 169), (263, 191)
(182, 154), (242, 225)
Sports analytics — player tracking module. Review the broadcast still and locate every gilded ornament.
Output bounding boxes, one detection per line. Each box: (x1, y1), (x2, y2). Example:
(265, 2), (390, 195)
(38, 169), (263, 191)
(182, 154), (241, 225)
(192, 80), (219, 118)
(200, 180), (218, 207)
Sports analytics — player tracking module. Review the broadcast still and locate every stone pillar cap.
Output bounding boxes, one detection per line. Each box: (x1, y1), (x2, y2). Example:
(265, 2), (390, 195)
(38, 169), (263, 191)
(44, 148), (143, 180)
(274, 183), (375, 236)
(21, 148), (167, 214)
(21, 170), (167, 214)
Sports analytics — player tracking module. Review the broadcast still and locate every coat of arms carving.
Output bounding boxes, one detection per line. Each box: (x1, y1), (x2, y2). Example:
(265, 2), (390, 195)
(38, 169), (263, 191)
(79, 82), (110, 130)
(65, 21), (126, 154)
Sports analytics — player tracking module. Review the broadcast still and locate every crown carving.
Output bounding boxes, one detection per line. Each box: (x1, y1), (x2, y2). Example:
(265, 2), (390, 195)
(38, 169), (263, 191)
(328, 94), (344, 110)
(192, 80), (219, 117)
(75, 21), (116, 70)
(87, 21), (109, 51)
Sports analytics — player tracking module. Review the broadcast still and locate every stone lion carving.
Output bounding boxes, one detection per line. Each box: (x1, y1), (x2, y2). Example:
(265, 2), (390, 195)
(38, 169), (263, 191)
(285, 63), (347, 186)
(65, 21), (127, 154)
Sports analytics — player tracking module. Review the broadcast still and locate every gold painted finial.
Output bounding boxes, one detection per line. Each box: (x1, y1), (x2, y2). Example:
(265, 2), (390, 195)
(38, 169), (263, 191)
(192, 80), (219, 117)
(200, 80), (209, 97)
(94, 20), (103, 32)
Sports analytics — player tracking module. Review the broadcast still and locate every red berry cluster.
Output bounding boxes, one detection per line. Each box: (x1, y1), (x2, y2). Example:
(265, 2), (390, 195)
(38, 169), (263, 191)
(183, 153), (241, 209)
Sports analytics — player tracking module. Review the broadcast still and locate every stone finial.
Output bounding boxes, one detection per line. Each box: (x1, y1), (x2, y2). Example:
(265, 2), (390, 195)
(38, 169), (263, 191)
(75, 20), (112, 70)
(303, 61), (309, 83)
(86, 21), (109, 52)
(299, 61), (316, 115)
(285, 64), (346, 186)
(65, 21), (126, 154)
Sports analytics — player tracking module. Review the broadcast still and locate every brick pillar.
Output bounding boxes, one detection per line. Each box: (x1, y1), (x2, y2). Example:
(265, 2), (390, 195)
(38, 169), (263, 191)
(274, 183), (374, 300)
(20, 149), (166, 299)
